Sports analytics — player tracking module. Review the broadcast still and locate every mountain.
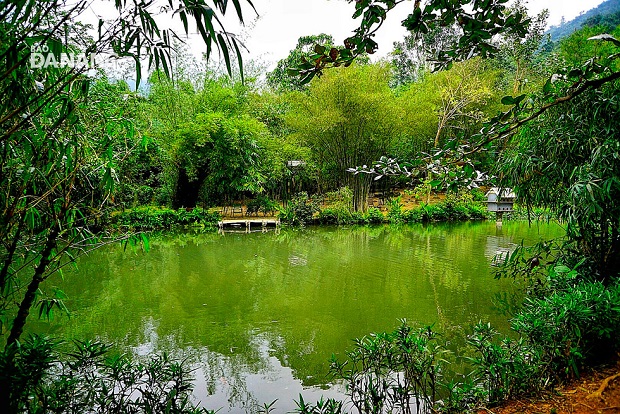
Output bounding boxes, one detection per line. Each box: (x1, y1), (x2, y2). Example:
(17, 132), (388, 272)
(547, 0), (620, 41)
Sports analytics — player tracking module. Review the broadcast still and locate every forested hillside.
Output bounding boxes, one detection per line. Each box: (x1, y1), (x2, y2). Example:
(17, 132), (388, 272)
(548, 0), (620, 40)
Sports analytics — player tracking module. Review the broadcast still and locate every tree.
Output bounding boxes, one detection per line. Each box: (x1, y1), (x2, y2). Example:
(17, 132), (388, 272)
(496, 1), (550, 95)
(143, 66), (278, 208)
(0, 0), (254, 349)
(390, 24), (460, 88)
(170, 112), (268, 208)
(494, 26), (620, 282)
(431, 58), (497, 147)
(246, 91), (320, 199)
(287, 64), (404, 212)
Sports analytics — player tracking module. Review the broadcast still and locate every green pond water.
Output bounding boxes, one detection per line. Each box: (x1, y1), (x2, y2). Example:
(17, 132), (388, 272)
(32, 221), (564, 412)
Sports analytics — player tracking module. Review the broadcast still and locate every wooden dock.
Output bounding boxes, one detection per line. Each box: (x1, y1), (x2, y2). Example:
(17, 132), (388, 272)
(218, 218), (281, 232)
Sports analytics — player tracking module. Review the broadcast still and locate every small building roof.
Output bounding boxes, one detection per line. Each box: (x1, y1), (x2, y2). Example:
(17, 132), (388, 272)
(485, 187), (516, 199)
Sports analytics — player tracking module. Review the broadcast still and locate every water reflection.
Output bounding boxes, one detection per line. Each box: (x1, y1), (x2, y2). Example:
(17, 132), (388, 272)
(30, 221), (564, 412)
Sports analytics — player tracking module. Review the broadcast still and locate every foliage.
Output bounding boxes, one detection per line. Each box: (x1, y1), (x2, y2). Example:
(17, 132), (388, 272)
(430, 58), (498, 147)
(390, 24), (460, 88)
(293, 395), (345, 414)
(278, 192), (320, 226)
(0, 335), (212, 414)
(555, 24), (620, 68)
(267, 34), (336, 92)
(287, 64), (405, 211)
(386, 197), (404, 224)
(317, 187), (356, 224)
(512, 270), (620, 377)
(170, 112), (268, 207)
(399, 198), (490, 224)
(0, 0), (252, 351)
(495, 1), (550, 95)
(463, 323), (543, 405)
(329, 321), (446, 414)
(142, 70), (278, 209)
(583, 10), (620, 32)
(1, 32), (124, 348)
(314, 192), (489, 226)
(246, 195), (279, 216)
(496, 76), (620, 281)
(110, 207), (220, 231)
(364, 207), (385, 224)
(500, 204), (556, 222)
(389, 58), (503, 162)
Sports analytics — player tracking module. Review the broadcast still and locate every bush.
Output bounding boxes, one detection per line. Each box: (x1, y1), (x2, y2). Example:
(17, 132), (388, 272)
(246, 195), (279, 216)
(0, 336), (211, 414)
(329, 321), (446, 413)
(320, 262), (620, 413)
(279, 192), (320, 226)
(293, 395), (345, 414)
(502, 204), (556, 221)
(399, 198), (491, 224)
(512, 273), (620, 377)
(317, 207), (353, 224)
(316, 187), (357, 224)
(386, 196), (404, 223)
(464, 323), (544, 405)
(110, 207), (220, 230)
(364, 207), (385, 224)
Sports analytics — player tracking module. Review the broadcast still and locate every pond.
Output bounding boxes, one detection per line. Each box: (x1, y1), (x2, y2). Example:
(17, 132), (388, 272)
(32, 221), (564, 412)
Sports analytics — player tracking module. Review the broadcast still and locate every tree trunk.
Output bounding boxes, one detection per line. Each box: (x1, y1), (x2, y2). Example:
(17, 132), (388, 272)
(173, 168), (208, 209)
(0, 215), (26, 292)
(6, 226), (59, 346)
(351, 173), (371, 213)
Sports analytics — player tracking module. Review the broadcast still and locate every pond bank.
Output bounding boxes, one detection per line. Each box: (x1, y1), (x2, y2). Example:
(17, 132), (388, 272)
(481, 358), (620, 414)
(107, 197), (497, 231)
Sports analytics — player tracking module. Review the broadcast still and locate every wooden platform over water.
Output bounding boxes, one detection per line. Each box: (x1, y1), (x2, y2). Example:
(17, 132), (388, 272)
(218, 217), (280, 231)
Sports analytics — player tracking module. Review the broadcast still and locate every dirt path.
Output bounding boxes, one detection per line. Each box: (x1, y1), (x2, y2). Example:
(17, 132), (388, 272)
(480, 359), (620, 414)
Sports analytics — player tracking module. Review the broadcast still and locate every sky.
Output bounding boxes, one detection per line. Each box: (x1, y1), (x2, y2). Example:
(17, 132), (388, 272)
(82, 0), (608, 72)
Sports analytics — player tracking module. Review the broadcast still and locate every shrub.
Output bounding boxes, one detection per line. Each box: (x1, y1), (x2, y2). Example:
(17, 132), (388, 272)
(329, 321), (446, 413)
(398, 198), (491, 224)
(322, 262), (620, 413)
(350, 211), (366, 224)
(279, 192), (320, 226)
(110, 207), (220, 230)
(0, 336), (211, 414)
(386, 196), (404, 223)
(317, 207), (353, 224)
(247, 195), (279, 216)
(293, 395), (345, 414)
(512, 273), (620, 377)
(364, 207), (385, 224)
(465, 323), (544, 405)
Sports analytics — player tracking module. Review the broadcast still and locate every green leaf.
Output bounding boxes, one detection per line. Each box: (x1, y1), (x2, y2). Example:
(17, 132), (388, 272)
(141, 233), (150, 252)
(217, 33), (232, 76)
(543, 78), (553, 94)
(501, 95), (515, 105)
(314, 44), (326, 54)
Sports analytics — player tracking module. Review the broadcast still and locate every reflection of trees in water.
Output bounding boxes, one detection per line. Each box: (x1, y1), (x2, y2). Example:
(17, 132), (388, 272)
(195, 346), (260, 412)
